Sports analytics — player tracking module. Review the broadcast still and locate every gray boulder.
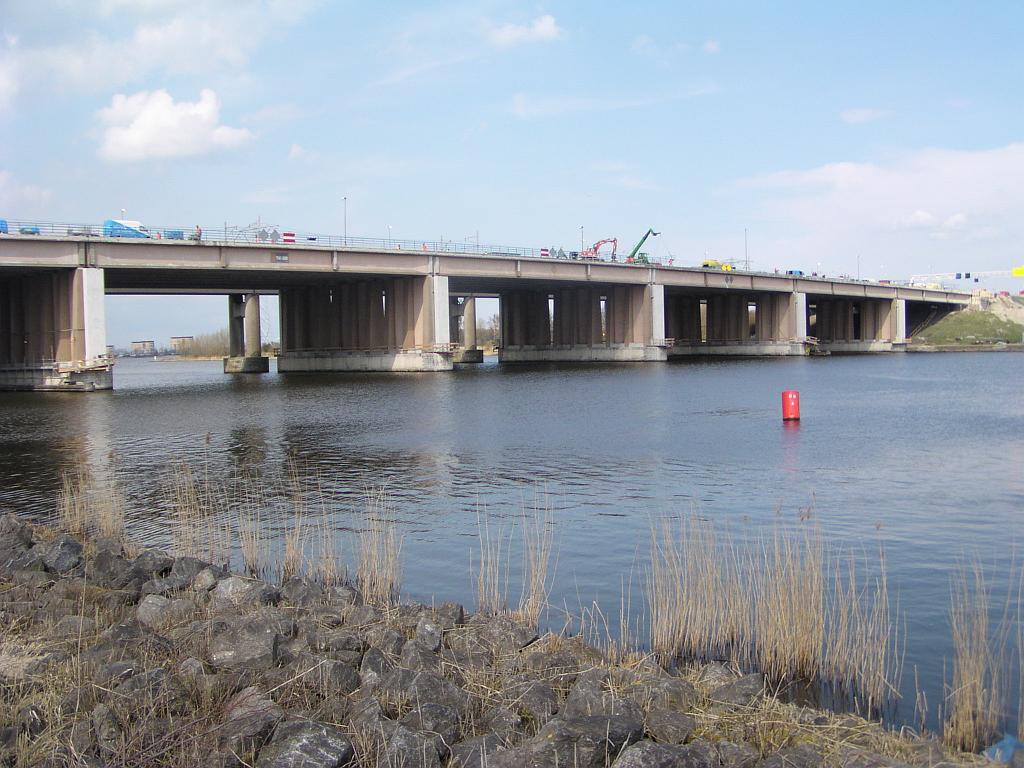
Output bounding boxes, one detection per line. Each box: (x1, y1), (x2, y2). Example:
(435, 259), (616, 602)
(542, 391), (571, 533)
(218, 686), (284, 755)
(132, 549), (174, 578)
(296, 653), (361, 695)
(378, 668), (470, 714)
(489, 715), (644, 768)
(255, 719), (354, 767)
(758, 744), (823, 768)
(91, 703), (121, 756)
(382, 723), (442, 768)
(646, 706), (697, 745)
(208, 610), (295, 671)
(399, 701), (460, 758)
(401, 638), (440, 671)
(211, 575), (280, 612)
(359, 647), (393, 690)
(448, 733), (504, 768)
(613, 739), (717, 768)
(135, 594), (196, 629)
(715, 740), (760, 768)
(504, 677), (558, 725)
(710, 673), (765, 706)
(415, 616), (442, 652)
(281, 577), (325, 607)
(41, 534), (83, 573)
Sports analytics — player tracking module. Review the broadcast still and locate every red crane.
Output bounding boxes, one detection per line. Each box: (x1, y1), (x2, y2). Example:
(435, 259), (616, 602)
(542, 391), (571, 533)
(580, 238), (617, 260)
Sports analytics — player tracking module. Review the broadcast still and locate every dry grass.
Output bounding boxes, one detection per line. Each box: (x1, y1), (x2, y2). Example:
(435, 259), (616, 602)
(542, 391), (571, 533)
(56, 466), (127, 544)
(943, 558), (1013, 751)
(356, 491), (402, 605)
(517, 503), (555, 629)
(280, 472), (307, 583)
(474, 513), (509, 615)
(169, 462), (231, 565)
(646, 515), (902, 711)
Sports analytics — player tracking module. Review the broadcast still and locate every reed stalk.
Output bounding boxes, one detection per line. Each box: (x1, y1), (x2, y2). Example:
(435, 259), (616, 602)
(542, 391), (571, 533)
(517, 503), (554, 628)
(474, 513), (509, 615)
(356, 491), (402, 605)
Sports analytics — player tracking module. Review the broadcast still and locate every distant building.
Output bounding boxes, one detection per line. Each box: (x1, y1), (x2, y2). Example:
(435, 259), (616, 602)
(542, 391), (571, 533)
(130, 340), (156, 357)
(170, 336), (194, 354)
(105, 345), (115, 358)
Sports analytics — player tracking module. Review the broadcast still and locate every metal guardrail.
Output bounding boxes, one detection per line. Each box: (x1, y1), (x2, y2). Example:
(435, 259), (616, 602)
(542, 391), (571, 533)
(0, 218), (693, 268)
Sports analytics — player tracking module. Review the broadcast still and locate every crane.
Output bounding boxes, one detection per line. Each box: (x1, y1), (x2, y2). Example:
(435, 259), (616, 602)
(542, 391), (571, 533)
(625, 229), (659, 264)
(580, 238), (618, 260)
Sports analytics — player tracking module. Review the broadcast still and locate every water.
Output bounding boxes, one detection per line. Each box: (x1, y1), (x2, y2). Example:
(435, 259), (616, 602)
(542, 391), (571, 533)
(1, 353), (1022, 730)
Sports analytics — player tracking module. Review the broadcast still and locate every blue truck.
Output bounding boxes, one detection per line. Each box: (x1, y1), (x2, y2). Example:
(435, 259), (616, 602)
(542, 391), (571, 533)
(102, 219), (151, 238)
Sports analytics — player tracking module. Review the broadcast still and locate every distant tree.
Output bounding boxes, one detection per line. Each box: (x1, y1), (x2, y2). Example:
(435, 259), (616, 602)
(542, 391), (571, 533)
(477, 313), (501, 348)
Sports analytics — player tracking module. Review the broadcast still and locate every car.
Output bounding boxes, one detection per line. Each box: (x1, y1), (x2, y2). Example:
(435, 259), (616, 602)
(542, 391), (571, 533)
(18, 226), (40, 235)
(702, 259), (733, 271)
(785, 269), (805, 276)
(67, 226), (95, 236)
(0, 219), (7, 234)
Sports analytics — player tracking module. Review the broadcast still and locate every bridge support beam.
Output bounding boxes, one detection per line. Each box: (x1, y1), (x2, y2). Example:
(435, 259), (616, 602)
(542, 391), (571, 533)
(224, 293), (270, 373)
(450, 294), (482, 363)
(0, 267), (112, 391)
(500, 284), (667, 363)
(810, 296), (908, 353)
(277, 275), (453, 372)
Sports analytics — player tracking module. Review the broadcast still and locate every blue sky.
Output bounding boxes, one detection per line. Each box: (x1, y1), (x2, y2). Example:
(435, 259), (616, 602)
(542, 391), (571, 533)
(2, 1), (1022, 345)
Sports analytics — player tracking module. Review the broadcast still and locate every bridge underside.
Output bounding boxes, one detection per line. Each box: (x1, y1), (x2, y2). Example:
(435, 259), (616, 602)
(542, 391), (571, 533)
(0, 259), (965, 390)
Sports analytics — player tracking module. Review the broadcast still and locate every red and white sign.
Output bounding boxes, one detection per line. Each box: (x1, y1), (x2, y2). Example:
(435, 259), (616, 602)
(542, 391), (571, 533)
(540, 248), (550, 257)
(283, 231), (296, 243)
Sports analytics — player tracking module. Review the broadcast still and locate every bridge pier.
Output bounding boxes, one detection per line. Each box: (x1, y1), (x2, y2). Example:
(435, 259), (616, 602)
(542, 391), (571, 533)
(0, 267), (112, 391)
(499, 284), (668, 363)
(667, 291), (808, 356)
(224, 293), (269, 373)
(810, 297), (907, 353)
(276, 275), (453, 372)
(450, 295), (482, 363)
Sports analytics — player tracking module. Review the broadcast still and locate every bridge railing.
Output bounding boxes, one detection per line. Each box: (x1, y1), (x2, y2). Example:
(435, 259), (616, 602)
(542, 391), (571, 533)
(0, 218), (640, 264)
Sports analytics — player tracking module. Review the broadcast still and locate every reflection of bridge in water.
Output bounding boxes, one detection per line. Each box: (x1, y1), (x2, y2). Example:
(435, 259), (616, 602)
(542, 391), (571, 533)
(0, 228), (969, 390)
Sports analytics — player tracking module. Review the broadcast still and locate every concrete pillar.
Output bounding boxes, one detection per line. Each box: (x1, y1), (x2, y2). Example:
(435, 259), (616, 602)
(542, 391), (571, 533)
(893, 299), (907, 343)
(791, 292), (807, 340)
(647, 283), (664, 345)
(464, 296), (477, 348)
(228, 294), (245, 357)
(244, 294), (262, 356)
(430, 275), (450, 348)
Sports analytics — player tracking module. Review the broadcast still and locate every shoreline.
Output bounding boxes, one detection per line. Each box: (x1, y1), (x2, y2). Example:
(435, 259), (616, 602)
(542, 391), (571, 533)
(0, 515), (990, 767)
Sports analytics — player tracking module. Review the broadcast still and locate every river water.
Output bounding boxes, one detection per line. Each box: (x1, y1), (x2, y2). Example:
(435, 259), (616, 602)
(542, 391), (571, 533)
(1, 353), (1022, 730)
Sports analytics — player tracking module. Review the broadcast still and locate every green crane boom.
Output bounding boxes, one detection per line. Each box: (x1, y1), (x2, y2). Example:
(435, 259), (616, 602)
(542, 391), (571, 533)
(626, 229), (659, 262)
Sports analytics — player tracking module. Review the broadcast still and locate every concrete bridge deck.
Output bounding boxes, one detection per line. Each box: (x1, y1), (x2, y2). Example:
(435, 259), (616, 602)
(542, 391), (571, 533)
(0, 231), (971, 390)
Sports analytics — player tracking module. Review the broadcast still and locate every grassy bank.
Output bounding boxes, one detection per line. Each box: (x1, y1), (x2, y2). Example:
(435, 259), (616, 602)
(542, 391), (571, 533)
(914, 310), (1024, 345)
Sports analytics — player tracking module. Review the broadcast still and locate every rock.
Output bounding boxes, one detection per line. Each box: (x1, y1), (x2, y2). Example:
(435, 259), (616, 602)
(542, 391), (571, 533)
(218, 686), (284, 756)
(255, 719), (354, 767)
(359, 647), (394, 689)
(430, 601), (465, 630)
(562, 668), (643, 722)
(93, 659), (139, 687)
(695, 661), (740, 689)
(11, 569), (53, 589)
(84, 621), (173, 664)
(399, 702), (460, 758)
(0, 725), (17, 750)
(315, 628), (364, 665)
(59, 685), (96, 715)
(715, 741), (759, 768)
(382, 723), (442, 768)
(834, 748), (911, 768)
(342, 603), (380, 627)
(51, 614), (97, 638)
(141, 573), (191, 596)
(758, 744), (823, 768)
(710, 673), (765, 706)
(91, 549), (133, 589)
(192, 567), (220, 591)
(0, 513), (34, 549)
(208, 610), (295, 671)
(17, 704), (46, 738)
(489, 715), (644, 768)
(401, 638), (440, 671)
(624, 674), (697, 711)
(364, 624), (404, 656)
(449, 734), (504, 768)
(280, 577), (325, 607)
(91, 703), (121, 755)
(466, 613), (537, 656)
(136, 594), (196, 629)
(211, 576), (280, 612)
(170, 556), (209, 583)
(379, 668), (470, 714)
(613, 739), (717, 768)
(504, 677), (558, 725)
(132, 549), (174, 578)
(415, 616), (442, 652)
(646, 707), (697, 745)
(69, 719), (96, 756)
(111, 668), (188, 718)
(482, 705), (522, 740)
(325, 584), (361, 606)
(41, 534), (83, 573)
(520, 646), (581, 683)
(297, 653), (361, 695)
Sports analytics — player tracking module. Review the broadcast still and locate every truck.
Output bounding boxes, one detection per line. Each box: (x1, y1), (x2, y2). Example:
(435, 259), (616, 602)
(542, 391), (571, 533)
(702, 259), (734, 271)
(102, 219), (151, 238)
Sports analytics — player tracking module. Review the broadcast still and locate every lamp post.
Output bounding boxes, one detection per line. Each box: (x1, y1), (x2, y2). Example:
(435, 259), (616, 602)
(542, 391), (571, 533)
(387, 225), (392, 247)
(343, 197), (347, 245)
(580, 225), (584, 252)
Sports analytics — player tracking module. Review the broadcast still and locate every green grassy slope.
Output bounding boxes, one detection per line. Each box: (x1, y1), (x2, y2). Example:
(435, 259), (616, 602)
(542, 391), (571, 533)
(916, 310), (1024, 344)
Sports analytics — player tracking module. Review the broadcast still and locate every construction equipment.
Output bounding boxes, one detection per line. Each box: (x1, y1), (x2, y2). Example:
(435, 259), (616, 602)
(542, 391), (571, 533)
(702, 259), (734, 271)
(625, 229), (659, 264)
(580, 238), (618, 260)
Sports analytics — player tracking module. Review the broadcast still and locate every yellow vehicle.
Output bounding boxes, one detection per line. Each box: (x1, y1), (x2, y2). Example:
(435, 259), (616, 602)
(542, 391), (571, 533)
(701, 259), (733, 271)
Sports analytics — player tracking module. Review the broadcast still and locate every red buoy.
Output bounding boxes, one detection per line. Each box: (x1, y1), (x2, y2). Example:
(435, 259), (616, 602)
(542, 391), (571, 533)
(782, 390), (801, 421)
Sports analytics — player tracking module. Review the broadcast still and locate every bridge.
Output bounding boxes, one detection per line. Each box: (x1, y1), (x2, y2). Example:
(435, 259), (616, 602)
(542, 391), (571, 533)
(0, 222), (970, 390)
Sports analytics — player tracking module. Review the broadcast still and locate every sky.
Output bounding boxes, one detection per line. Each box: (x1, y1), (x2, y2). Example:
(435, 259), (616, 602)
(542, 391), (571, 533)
(2, 1), (1023, 345)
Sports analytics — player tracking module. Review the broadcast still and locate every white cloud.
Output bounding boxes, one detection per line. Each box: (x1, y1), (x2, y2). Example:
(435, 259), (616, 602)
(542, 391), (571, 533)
(96, 89), (252, 162)
(0, 171), (52, 212)
(839, 107), (889, 124)
(510, 83), (717, 119)
(736, 143), (1024, 275)
(486, 15), (563, 47)
(702, 39), (720, 54)
(3, 1), (317, 104)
